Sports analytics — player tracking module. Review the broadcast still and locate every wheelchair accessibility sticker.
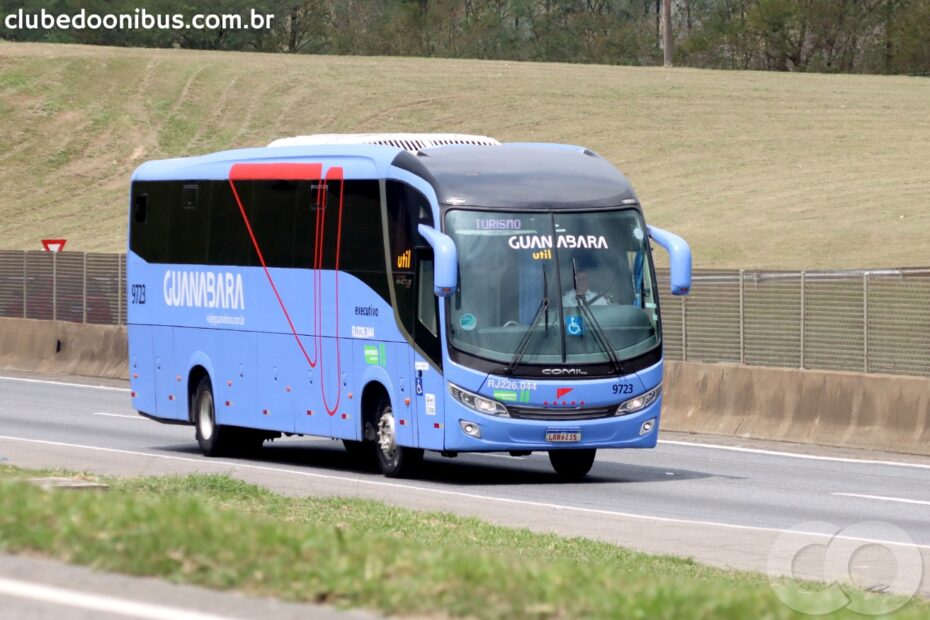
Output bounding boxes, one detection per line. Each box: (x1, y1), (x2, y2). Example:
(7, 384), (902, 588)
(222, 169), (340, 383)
(565, 315), (584, 337)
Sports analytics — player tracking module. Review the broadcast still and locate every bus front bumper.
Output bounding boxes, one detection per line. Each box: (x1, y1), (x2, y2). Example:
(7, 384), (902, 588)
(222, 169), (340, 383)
(443, 396), (662, 452)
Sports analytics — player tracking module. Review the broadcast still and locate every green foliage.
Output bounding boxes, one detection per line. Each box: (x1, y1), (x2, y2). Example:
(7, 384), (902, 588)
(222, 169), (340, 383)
(1, 470), (927, 618)
(1, 1), (928, 75)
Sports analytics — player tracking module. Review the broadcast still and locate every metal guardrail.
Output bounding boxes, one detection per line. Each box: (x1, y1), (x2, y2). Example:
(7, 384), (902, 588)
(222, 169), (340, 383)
(1, 251), (928, 378)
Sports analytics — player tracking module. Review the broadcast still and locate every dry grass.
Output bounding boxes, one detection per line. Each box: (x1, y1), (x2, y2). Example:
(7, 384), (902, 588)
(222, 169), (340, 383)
(1, 42), (929, 269)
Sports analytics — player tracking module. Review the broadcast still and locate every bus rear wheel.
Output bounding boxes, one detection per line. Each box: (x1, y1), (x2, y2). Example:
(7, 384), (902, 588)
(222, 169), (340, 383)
(548, 449), (596, 479)
(193, 376), (263, 456)
(375, 401), (423, 478)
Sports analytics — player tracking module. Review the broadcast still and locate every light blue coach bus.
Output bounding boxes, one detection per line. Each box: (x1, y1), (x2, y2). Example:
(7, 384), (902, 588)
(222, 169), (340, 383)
(127, 134), (691, 478)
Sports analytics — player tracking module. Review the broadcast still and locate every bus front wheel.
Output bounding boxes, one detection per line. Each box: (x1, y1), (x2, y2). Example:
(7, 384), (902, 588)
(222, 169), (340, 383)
(375, 401), (423, 478)
(548, 449), (596, 479)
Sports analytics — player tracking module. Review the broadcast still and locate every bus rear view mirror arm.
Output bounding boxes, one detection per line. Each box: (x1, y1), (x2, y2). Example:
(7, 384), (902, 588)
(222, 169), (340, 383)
(647, 225), (692, 296)
(418, 224), (458, 297)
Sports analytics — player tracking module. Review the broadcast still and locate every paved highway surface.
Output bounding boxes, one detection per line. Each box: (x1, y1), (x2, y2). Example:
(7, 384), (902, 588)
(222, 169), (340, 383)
(1, 371), (928, 614)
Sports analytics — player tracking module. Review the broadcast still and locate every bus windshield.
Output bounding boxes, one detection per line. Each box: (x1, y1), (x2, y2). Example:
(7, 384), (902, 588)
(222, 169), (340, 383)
(445, 209), (660, 368)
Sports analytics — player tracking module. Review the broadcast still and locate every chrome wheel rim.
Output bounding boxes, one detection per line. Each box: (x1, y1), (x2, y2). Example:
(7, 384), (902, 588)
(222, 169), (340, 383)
(377, 408), (396, 459)
(199, 393), (214, 441)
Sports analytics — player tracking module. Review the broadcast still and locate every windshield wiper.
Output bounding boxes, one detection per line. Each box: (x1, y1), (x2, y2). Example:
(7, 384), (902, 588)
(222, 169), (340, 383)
(506, 266), (549, 375)
(571, 259), (622, 374)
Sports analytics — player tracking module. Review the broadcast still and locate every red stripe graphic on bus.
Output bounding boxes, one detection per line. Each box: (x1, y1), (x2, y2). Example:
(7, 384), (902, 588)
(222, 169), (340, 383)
(228, 162), (343, 415)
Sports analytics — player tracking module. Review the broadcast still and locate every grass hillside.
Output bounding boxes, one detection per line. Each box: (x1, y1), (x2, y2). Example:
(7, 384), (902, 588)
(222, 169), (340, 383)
(1, 42), (928, 269)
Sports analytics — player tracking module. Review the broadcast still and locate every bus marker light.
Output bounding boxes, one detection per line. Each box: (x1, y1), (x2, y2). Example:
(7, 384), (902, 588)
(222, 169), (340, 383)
(399, 419), (406, 426)
(404, 397), (411, 406)
(176, 376), (181, 382)
(168, 394), (174, 401)
(306, 410), (313, 416)
(130, 391), (136, 398)
(348, 392), (353, 399)
(227, 380), (233, 386)
(434, 423), (442, 429)
(286, 386), (291, 393)
(262, 409), (269, 415)
(225, 401), (231, 407)
(132, 373), (138, 379)
(341, 413), (348, 420)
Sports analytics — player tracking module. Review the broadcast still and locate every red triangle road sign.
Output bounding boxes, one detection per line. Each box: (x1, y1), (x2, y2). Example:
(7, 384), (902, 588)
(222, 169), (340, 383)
(41, 239), (67, 252)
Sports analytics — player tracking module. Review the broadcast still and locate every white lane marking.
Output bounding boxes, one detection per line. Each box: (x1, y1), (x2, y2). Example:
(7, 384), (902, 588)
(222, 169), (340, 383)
(1, 434), (928, 552)
(658, 439), (930, 471)
(0, 376), (129, 393)
(92, 412), (145, 420)
(0, 576), (232, 620)
(833, 492), (930, 507)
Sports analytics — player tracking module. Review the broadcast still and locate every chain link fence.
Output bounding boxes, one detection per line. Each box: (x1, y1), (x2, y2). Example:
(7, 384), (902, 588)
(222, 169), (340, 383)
(657, 268), (930, 378)
(0, 251), (928, 378)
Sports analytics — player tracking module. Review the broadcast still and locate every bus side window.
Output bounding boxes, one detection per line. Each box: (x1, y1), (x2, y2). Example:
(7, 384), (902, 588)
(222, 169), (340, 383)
(208, 181), (250, 267)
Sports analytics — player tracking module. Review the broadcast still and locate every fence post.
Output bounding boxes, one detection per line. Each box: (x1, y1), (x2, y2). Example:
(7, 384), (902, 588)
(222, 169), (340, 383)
(863, 272), (869, 373)
(800, 271), (806, 369)
(82, 252), (87, 324)
(681, 295), (687, 362)
(52, 252), (57, 322)
(739, 270), (745, 365)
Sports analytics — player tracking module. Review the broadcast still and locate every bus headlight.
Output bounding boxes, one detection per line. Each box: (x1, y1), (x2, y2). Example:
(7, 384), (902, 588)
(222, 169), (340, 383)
(616, 384), (661, 416)
(448, 383), (509, 417)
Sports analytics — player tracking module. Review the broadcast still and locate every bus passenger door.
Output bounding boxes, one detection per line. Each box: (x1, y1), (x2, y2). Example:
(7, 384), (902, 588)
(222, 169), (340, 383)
(411, 252), (445, 450)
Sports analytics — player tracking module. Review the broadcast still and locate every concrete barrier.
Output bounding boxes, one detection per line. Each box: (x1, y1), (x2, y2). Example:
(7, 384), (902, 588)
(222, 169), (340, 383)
(0, 317), (127, 380)
(662, 360), (930, 457)
(1, 317), (928, 456)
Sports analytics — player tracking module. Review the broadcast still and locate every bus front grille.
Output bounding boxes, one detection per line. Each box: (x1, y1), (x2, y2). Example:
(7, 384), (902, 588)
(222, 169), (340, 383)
(507, 405), (617, 421)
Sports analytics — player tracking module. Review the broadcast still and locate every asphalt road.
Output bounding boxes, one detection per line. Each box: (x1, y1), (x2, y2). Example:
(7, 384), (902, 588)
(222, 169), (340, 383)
(1, 371), (928, 609)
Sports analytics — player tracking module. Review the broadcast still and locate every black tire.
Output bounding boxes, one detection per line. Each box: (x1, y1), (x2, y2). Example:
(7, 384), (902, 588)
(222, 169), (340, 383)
(193, 376), (264, 457)
(374, 400), (423, 478)
(548, 449), (596, 479)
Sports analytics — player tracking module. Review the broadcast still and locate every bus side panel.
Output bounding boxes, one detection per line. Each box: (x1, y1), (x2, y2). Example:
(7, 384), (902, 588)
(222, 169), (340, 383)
(411, 350), (444, 450)
(153, 326), (183, 421)
(327, 337), (358, 440)
(128, 324), (157, 416)
(255, 333), (296, 433)
(214, 330), (257, 428)
(391, 344), (417, 447)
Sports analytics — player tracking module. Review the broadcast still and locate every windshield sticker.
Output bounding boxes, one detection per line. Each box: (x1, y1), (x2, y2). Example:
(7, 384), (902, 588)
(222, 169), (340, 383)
(565, 315), (585, 337)
(459, 313), (477, 331)
(415, 361), (429, 372)
(507, 235), (608, 250)
(634, 227), (644, 241)
(476, 218), (522, 230)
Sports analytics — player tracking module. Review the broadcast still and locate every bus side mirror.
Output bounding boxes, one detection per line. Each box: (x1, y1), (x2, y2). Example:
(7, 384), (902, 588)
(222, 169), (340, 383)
(647, 225), (691, 296)
(417, 224), (458, 297)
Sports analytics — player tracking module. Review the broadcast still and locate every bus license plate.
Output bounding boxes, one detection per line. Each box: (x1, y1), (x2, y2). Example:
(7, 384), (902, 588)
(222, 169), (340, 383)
(546, 429), (581, 442)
